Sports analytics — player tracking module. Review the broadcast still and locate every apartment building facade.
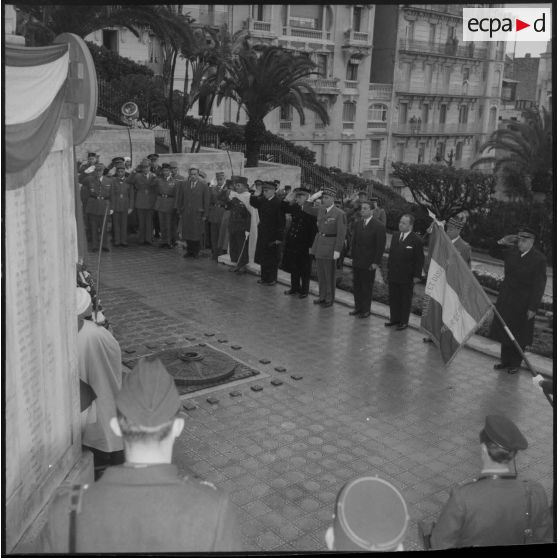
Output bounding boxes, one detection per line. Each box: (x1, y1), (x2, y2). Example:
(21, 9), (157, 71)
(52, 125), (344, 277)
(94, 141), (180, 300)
(85, 4), (506, 185)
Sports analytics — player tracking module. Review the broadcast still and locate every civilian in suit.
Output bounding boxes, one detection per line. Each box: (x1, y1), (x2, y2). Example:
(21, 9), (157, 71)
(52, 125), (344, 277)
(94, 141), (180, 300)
(303, 188), (347, 308)
(281, 187), (318, 298)
(350, 200), (386, 318)
(154, 163), (179, 248)
(208, 171), (229, 261)
(176, 166), (210, 258)
(250, 181), (285, 285)
(126, 160), (157, 245)
(385, 213), (424, 330)
(110, 163), (134, 247)
(490, 227), (547, 374)
(82, 162), (113, 252)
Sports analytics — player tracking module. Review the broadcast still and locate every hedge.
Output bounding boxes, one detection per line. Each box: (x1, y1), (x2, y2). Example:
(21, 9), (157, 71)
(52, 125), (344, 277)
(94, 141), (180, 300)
(86, 41), (154, 82)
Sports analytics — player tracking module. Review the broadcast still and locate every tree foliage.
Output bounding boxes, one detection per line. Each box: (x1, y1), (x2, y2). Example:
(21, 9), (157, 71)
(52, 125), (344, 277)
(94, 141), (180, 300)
(86, 41), (153, 81)
(217, 46), (329, 167)
(472, 107), (553, 198)
(391, 162), (495, 221)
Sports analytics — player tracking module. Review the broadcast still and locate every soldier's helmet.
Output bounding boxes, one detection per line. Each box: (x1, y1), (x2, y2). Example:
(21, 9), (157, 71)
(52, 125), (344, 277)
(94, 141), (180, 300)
(331, 476), (409, 551)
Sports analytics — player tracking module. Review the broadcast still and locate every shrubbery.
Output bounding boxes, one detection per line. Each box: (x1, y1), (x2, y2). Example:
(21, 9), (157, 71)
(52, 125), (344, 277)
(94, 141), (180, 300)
(86, 42), (154, 82)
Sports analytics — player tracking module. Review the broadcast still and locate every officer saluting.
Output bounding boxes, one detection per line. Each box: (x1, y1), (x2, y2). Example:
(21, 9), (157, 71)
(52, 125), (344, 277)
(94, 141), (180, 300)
(426, 415), (552, 548)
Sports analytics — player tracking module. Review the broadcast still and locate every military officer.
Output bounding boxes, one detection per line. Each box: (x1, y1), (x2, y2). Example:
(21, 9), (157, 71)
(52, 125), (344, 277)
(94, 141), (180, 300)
(490, 226), (547, 374)
(281, 187), (317, 298)
(38, 358), (242, 553)
(426, 415), (552, 548)
(169, 161), (185, 180)
(147, 153), (162, 177)
(208, 171), (229, 261)
(110, 163), (134, 247)
(104, 156), (125, 177)
(250, 181), (286, 285)
(82, 162), (113, 252)
(176, 166), (210, 258)
(154, 163), (179, 248)
(303, 188), (347, 308)
(78, 152), (98, 181)
(126, 159), (157, 245)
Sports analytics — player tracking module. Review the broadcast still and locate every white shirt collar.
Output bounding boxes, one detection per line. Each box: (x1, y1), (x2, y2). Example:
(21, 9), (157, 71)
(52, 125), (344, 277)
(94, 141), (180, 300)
(520, 248), (532, 258)
(364, 216), (372, 226)
(325, 204), (334, 213)
(400, 231), (410, 241)
(451, 235), (461, 244)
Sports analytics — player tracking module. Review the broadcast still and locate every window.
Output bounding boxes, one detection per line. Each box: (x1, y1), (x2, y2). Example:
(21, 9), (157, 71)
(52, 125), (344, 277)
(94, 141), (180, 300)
(280, 105), (293, 121)
(429, 23), (437, 44)
(439, 104), (447, 124)
(102, 30), (118, 53)
(421, 104), (430, 124)
(342, 101), (357, 122)
(396, 143), (405, 162)
(436, 141), (446, 160)
(455, 142), (463, 161)
(368, 103), (387, 122)
(353, 6), (362, 32)
(399, 102), (408, 125)
(252, 5), (264, 20)
(407, 22), (415, 41)
(424, 64), (433, 90)
(313, 144), (326, 166)
(346, 62), (358, 81)
(370, 139), (381, 166)
(458, 105), (468, 124)
(418, 144), (425, 164)
(290, 5), (323, 29)
(463, 68), (470, 82)
(444, 66), (451, 88)
(316, 53), (328, 77)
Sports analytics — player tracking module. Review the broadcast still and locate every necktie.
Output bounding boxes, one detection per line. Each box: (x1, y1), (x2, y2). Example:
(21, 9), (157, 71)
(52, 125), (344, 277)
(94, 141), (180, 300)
(400, 233), (404, 241)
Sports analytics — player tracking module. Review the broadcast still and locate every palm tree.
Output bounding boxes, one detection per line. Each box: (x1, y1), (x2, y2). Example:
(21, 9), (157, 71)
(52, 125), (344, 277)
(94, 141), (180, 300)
(472, 107), (553, 199)
(217, 46), (330, 167)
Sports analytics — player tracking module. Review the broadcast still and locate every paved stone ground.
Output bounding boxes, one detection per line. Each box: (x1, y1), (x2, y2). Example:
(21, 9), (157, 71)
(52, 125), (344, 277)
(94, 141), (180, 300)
(93, 243), (554, 552)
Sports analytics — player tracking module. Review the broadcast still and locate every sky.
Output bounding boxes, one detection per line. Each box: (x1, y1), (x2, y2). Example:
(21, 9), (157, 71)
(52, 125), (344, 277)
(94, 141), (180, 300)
(504, 2), (552, 57)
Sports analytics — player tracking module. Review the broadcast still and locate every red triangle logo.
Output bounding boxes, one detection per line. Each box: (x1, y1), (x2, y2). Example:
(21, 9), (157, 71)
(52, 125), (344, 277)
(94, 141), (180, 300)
(516, 19), (530, 31)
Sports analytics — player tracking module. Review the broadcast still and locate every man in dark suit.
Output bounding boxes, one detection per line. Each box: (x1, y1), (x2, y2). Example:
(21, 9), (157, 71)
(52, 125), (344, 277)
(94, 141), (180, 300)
(385, 213), (424, 330)
(303, 188), (347, 308)
(490, 227), (547, 374)
(281, 187), (318, 299)
(250, 181), (285, 285)
(350, 200), (386, 318)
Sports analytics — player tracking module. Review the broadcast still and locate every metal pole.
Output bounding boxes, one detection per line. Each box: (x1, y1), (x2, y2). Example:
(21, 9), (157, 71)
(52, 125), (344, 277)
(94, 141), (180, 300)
(94, 204), (110, 323)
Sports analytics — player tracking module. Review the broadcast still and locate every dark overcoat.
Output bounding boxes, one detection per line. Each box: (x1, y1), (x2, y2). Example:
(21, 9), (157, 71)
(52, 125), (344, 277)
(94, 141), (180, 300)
(281, 202), (317, 273)
(489, 247), (546, 346)
(351, 217), (386, 270)
(250, 195), (285, 267)
(176, 178), (209, 241)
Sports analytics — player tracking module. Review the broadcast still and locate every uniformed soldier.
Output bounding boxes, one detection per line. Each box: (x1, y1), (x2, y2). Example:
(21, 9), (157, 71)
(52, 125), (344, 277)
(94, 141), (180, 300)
(303, 188), (347, 307)
(281, 187), (317, 298)
(110, 163), (134, 247)
(424, 415), (552, 549)
(78, 152), (98, 181)
(147, 154), (162, 240)
(81, 162), (113, 252)
(38, 357), (242, 553)
(126, 159), (157, 246)
(169, 160), (185, 181)
(154, 163), (178, 248)
(104, 156), (125, 177)
(325, 476), (410, 551)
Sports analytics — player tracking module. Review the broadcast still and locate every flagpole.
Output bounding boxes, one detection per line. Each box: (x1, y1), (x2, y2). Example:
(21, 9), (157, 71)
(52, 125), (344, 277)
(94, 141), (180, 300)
(94, 205), (110, 324)
(492, 306), (552, 407)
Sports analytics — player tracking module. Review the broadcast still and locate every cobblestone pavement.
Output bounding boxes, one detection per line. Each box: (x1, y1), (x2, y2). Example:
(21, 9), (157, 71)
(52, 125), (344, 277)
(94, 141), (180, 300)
(94, 244), (554, 552)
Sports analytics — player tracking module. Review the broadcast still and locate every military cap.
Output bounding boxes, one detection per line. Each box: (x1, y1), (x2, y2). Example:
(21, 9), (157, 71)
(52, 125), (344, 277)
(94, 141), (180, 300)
(139, 159), (150, 168)
(115, 163), (126, 170)
(76, 287), (91, 316)
(169, 161), (178, 168)
(161, 163), (171, 169)
(116, 357), (181, 427)
(262, 181), (277, 190)
(294, 187), (311, 195)
(111, 156), (125, 164)
(87, 152), (97, 157)
(481, 415), (528, 451)
(517, 226), (536, 239)
(231, 175), (248, 185)
(94, 161), (105, 168)
(216, 170), (225, 176)
(254, 179), (264, 185)
(447, 216), (465, 231)
(322, 187), (337, 198)
(332, 476), (409, 551)
(147, 153), (159, 160)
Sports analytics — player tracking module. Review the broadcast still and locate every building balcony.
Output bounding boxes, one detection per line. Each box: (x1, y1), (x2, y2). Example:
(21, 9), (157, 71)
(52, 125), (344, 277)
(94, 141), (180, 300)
(369, 83), (393, 101)
(399, 39), (488, 60)
(302, 77), (340, 95)
(392, 122), (480, 135)
(344, 80), (359, 90)
(191, 9), (228, 28)
(342, 122), (355, 130)
(367, 121), (388, 131)
(246, 18), (274, 35)
(282, 26), (331, 41)
(396, 84), (485, 98)
(344, 29), (371, 45)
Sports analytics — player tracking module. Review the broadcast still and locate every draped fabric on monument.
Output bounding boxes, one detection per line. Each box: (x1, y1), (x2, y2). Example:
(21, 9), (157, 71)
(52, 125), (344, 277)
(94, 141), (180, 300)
(5, 43), (69, 189)
(421, 223), (493, 365)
